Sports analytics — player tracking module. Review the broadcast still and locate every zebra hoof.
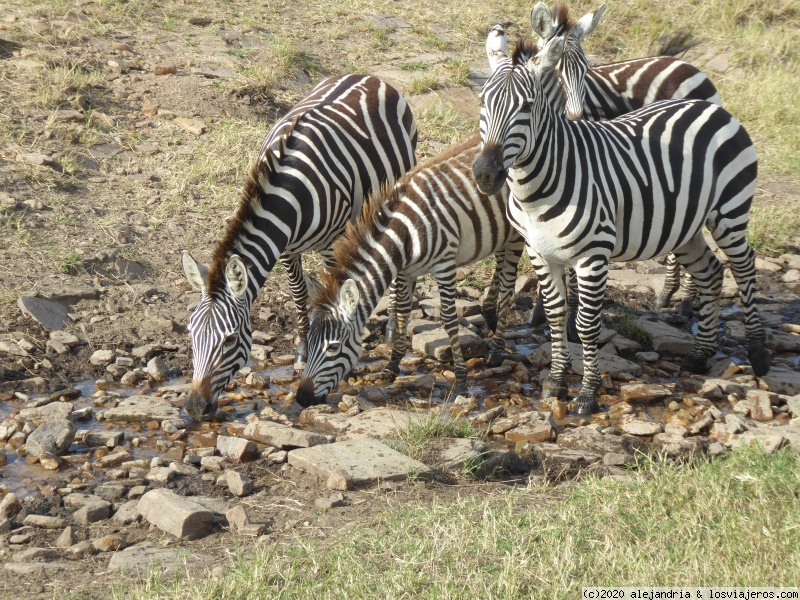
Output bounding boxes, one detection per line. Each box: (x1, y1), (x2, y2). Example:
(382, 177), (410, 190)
(486, 353), (504, 368)
(748, 345), (771, 377)
(529, 299), (547, 328)
(482, 309), (498, 333)
(678, 297), (694, 319)
(575, 394), (600, 416)
(452, 381), (468, 397)
(383, 363), (400, 379)
(652, 290), (672, 311)
(681, 354), (709, 375)
(542, 377), (567, 401)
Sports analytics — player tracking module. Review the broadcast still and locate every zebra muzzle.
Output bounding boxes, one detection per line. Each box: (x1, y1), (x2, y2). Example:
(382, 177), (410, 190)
(296, 378), (327, 408)
(472, 144), (507, 196)
(185, 378), (215, 420)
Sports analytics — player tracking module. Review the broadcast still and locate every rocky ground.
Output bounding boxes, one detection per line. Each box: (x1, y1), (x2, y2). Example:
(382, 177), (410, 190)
(1, 1), (800, 598)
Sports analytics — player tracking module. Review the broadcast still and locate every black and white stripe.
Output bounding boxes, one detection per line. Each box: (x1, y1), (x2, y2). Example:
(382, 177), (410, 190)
(472, 33), (770, 416)
(296, 133), (525, 406)
(181, 74), (417, 419)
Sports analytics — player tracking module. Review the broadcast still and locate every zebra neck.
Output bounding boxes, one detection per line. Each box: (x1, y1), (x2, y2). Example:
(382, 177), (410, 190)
(346, 246), (401, 328)
(510, 95), (564, 196)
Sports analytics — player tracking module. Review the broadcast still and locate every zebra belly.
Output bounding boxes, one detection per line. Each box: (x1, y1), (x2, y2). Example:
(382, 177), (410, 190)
(507, 196), (582, 265)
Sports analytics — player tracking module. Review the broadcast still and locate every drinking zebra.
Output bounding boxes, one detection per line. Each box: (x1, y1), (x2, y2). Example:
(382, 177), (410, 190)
(530, 2), (723, 320)
(472, 31), (771, 416)
(181, 74), (417, 419)
(296, 133), (525, 407)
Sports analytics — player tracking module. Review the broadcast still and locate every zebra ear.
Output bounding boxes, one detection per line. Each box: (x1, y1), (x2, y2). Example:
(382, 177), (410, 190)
(532, 36), (565, 76)
(182, 251), (208, 294)
(225, 254), (249, 299)
(530, 3), (553, 41)
(486, 25), (508, 73)
(337, 279), (360, 318)
(572, 3), (606, 41)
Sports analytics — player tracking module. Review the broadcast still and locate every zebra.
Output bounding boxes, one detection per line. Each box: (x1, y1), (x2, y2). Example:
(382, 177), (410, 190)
(181, 74), (417, 419)
(472, 30), (771, 416)
(529, 2), (723, 322)
(296, 132), (525, 407)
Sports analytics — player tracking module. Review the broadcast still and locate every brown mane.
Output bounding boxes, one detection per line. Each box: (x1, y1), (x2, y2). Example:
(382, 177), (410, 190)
(552, 3), (573, 31)
(206, 117), (300, 292)
(309, 130), (482, 311)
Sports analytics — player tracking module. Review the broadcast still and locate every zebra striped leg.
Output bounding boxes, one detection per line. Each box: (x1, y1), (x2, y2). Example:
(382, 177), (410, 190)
(529, 282), (547, 327)
(673, 235), (724, 374)
(281, 253), (310, 372)
(573, 256), (607, 415)
(566, 267), (580, 343)
(433, 265), (468, 396)
(385, 274), (414, 378)
(386, 279), (400, 344)
(531, 257), (570, 401)
(653, 253), (681, 311)
(712, 232), (771, 376)
(487, 241), (524, 367)
(481, 256), (502, 333)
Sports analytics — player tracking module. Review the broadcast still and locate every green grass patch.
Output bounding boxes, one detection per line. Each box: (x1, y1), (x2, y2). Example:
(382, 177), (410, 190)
(408, 73), (440, 95)
(747, 202), (800, 255)
(416, 105), (476, 147)
(121, 448), (800, 598)
(391, 411), (484, 462)
(615, 306), (653, 349)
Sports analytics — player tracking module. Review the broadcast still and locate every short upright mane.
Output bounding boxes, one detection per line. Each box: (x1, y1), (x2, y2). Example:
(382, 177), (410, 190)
(205, 118), (300, 292)
(512, 37), (540, 64)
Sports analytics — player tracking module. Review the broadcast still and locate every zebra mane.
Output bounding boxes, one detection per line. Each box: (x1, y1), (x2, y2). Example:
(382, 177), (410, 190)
(206, 120), (299, 293)
(551, 3), (572, 35)
(310, 132), (481, 311)
(512, 37), (540, 64)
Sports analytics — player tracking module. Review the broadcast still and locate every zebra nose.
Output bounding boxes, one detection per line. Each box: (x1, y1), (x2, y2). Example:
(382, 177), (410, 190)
(296, 378), (326, 408)
(185, 379), (215, 420)
(472, 146), (506, 196)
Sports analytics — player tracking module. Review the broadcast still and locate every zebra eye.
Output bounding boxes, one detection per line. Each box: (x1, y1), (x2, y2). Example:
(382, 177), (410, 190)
(223, 333), (237, 345)
(326, 341), (341, 354)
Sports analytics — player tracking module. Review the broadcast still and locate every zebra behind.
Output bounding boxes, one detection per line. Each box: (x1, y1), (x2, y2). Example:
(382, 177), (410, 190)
(182, 74), (416, 419)
(296, 133), (524, 407)
(472, 32), (771, 415)
(531, 2), (722, 319)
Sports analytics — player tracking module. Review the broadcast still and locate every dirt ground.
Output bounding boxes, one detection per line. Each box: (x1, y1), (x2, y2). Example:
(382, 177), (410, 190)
(1, 0), (799, 597)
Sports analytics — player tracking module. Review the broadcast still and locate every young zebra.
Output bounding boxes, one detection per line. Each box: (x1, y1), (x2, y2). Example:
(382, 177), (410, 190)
(531, 2), (722, 319)
(296, 133), (524, 407)
(181, 74), (417, 419)
(472, 32), (771, 416)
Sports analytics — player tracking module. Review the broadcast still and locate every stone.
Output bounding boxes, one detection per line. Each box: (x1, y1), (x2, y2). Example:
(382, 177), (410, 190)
(410, 324), (488, 362)
(758, 365), (800, 396)
(603, 452), (635, 467)
(90, 349), (115, 366)
(653, 433), (705, 457)
(504, 418), (555, 444)
(102, 395), (180, 422)
(25, 419), (76, 456)
(39, 452), (63, 470)
(619, 383), (673, 404)
(22, 514), (65, 529)
(94, 535), (126, 552)
(174, 117), (207, 135)
(73, 501), (111, 524)
(557, 426), (633, 456)
(11, 547), (64, 563)
(225, 471), (254, 497)
(244, 420), (331, 449)
(788, 395), (800, 419)
(154, 62), (177, 75)
(224, 504), (265, 535)
(0, 492), (22, 519)
(765, 330), (800, 353)
(113, 500), (142, 525)
(216, 435), (258, 463)
(108, 541), (211, 574)
(146, 466), (175, 483)
(54, 525), (76, 548)
(429, 438), (513, 476)
(530, 342), (643, 378)
(83, 430), (124, 448)
(620, 416), (663, 437)
(530, 443), (603, 475)
(18, 401), (74, 425)
(145, 356), (170, 381)
(4, 562), (77, 574)
(635, 318), (695, 355)
(731, 432), (785, 454)
(288, 439), (433, 490)
(65, 541), (96, 559)
(17, 296), (70, 331)
(748, 394), (774, 421)
(93, 451), (133, 468)
(137, 489), (214, 539)
(200, 456), (229, 472)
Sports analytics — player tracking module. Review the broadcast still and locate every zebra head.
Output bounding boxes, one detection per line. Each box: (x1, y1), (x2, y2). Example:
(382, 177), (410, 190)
(473, 29), (566, 196)
(297, 279), (363, 407)
(531, 2), (606, 121)
(182, 251), (253, 420)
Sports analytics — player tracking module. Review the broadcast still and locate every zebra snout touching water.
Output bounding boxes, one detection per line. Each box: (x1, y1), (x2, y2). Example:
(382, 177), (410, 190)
(296, 133), (524, 408)
(473, 31), (771, 416)
(181, 74), (417, 420)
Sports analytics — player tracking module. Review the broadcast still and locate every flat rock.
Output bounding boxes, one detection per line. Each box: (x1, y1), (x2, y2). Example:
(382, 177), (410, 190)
(530, 443), (603, 475)
(4, 562), (78, 574)
(108, 541), (211, 574)
(25, 419), (76, 456)
(288, 438), (433, 490)
(411, 324), (488, 362)
(608, 270), (657, 295)
(428, 437), (513, 476)
(216, 435), (258, 462)
(504, 418), (555, 443)
(556, 426), (635, 456)
(137, 489), (214, 539)
(619, 383), (673, 404)
(17, 401), (74, 425)
(341, 408), (427, 441)
(765, 330), (800, 353)
(17, 296), (70, 331)
(529, 343), (643, 378)
(244, 420), (331, 449)
(636, 318), (695, 355)
(758, 365), (800, 396)
(22, 514), (66, 529)
(620, 416), (663, 437)
(102, 395), (180, 422)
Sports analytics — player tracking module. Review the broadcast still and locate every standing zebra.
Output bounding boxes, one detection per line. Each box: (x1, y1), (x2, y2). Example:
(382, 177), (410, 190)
(296, 133), (524, 407)
(181, 74), (417, 419)
(530, 2), (722, 320)
(472, 32), (771, 415)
